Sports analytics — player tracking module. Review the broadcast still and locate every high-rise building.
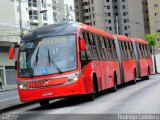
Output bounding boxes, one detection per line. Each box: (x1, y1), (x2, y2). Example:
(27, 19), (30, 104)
(147, 0), (160, 53)
(0, 0), (65, 86)
(74, 0), (146, 39)
(64, 0), (75, 22)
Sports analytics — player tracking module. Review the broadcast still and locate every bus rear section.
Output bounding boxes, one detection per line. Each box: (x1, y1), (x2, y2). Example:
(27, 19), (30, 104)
(133, 38), (153, 79)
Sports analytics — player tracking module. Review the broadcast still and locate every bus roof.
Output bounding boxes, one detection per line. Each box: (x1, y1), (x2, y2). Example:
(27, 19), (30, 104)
(134, 38), (148, 44)
(22, 22), (80, 41)
(114, 34), (132, 42)
(79, 23), (114, 39)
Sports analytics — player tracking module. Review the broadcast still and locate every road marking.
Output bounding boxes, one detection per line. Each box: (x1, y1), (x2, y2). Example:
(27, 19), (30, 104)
(0, 97), (19, 102)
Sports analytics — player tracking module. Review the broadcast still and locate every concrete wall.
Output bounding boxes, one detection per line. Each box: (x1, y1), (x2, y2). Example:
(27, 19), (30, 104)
(152, 54), (160, 73)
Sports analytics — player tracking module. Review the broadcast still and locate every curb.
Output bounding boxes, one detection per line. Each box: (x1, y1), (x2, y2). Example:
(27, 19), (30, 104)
(0, 88), (17, 92)
(0, 101), (36, 113)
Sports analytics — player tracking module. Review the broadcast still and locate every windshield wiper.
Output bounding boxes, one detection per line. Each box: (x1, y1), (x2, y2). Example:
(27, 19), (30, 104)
(31, 47), (39, 77)
(48, 49), (63, 74)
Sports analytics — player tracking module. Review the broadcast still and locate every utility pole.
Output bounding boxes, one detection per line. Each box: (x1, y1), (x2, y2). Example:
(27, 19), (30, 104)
(18, 0), (23, 38)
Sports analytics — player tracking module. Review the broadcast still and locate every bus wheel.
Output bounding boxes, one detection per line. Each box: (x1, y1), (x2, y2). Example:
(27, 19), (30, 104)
(132, 70), (137, 85)
(112, 75), (117, 92)
(39, 99), (49, 108)
(87, 82), (96, 101)
(142, 67), (150, 80)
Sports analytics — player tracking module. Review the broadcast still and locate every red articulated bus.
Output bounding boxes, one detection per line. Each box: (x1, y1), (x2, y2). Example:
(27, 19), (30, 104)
(9, 22), (153, 107)
(133, 38), (153, 80)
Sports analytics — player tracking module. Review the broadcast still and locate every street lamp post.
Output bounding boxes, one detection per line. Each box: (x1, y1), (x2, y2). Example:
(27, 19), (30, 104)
(18, 0), (23, 39)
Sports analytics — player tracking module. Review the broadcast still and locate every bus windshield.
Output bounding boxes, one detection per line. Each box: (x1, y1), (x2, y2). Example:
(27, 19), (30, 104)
(18, 35), (77, 78)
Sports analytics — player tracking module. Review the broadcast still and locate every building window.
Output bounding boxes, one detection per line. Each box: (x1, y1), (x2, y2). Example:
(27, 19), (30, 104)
(155, 13), (158, 16)
(41, 0), (46, 8)
(107, 5), (110, 9)
(108, 13), (111, 16)
(28, 0), (37, 7)
(92, 7), (94, 11)
(114, 6), (117, 9)
(76, 5), (78, 9)
(115, 13), (118, 16)
(122, 5), (125, 9)
(124, 19), (127, 23)
(93, 21), (95, 25)
(123, 12), (126, 16)
(109, 27), (112, 30)
(106, 0), (109, 2)
(29, 10), (38, 20)
(108, 20), (111, 23)
(124, 26), (127, 30)
(122, 0), (125, 2)
(154, 3), (158, 7)
(43, 11), (47, 20)
(93, 14), (95, 18)
(76, 12), (79, 16)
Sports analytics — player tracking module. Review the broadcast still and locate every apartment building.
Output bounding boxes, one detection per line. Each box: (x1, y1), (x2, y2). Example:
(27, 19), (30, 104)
(74, 0), (146, 39)
(0, 0), (65, 86)
(147, 0), (160, 53)
(64, 0), (75, 22)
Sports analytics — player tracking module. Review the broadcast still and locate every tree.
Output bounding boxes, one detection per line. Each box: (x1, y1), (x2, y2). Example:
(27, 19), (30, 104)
(146, 33), (160, 74)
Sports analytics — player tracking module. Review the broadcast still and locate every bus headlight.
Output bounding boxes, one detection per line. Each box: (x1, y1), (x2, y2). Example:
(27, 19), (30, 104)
(73, 76), (78, 81)
(19, 85), (23, 89)
(68, 76), (79, 83)
(19, 84), (27, 90)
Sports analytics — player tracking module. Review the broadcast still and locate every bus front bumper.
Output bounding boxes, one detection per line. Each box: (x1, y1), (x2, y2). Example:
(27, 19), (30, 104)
(18, 81), (84, 102)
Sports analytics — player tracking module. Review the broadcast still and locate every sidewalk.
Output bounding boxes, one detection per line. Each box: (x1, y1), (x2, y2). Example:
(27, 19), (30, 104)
(0, 84), (17, 92)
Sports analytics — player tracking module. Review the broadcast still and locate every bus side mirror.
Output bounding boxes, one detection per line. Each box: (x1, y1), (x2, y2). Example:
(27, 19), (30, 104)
(80, 39), (86, 51)
(9, 44), (19, 59)
(9, 47), (15, 59)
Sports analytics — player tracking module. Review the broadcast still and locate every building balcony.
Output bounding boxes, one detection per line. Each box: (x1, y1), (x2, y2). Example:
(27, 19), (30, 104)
(29, 15), (39, 24)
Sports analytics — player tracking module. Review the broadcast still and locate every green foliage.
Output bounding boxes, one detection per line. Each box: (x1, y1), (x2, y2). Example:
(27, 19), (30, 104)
(145, 33), (158, 48)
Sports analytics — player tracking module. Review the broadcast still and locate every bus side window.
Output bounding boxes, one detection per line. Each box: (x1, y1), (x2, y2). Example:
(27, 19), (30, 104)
(138, 44), (142, 58)
(98, 36), (105, 60)
(108, 39), (113, 59)
(124, 41), (128, 60)
(130, 42), (135, 59)
(92, 34), (99, 59)
(119, 41), (124, 60)
(80, 31), (92, 68)
(104, 37), (110, 60)
(101, 37), (108, 60)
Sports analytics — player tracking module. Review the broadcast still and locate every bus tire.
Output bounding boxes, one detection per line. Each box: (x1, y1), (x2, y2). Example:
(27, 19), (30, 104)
(131, 69), (137, 85)
(87, 75), (98, 101)
(142, 67), (150, 80)
(112, 73), (117, 92)
(39, 99), (49, 108)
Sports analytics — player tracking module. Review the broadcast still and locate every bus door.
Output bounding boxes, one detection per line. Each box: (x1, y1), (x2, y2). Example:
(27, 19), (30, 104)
(114, 36), (125, 84)
(132, 40), (141, 77)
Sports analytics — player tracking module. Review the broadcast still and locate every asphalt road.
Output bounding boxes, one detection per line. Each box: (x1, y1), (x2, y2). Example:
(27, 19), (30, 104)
(0, 90), (20, 110)
(1, 75), (160, 120)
